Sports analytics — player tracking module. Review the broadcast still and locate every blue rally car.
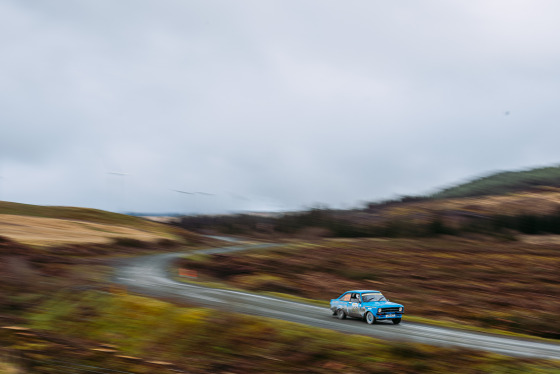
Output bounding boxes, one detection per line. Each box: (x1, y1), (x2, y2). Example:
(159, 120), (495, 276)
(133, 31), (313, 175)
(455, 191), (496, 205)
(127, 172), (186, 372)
(330, 290), (404, 325)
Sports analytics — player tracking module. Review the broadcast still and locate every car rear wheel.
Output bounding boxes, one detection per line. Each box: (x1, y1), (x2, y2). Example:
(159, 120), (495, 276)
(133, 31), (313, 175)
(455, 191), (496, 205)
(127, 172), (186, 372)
(392, 318), (401, 325)
(365, 311), (376, 325)
(336, 309), (346, 320)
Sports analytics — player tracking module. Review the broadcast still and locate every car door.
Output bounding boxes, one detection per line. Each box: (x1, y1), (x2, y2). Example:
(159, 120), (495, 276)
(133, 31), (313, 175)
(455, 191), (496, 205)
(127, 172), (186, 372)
(348, 293), (362, 317)
(338, 293), (351, 313)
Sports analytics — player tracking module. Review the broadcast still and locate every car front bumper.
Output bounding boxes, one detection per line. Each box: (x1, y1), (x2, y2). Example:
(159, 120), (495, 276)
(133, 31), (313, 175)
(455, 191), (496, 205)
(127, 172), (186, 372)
(375, 313), (403, 320)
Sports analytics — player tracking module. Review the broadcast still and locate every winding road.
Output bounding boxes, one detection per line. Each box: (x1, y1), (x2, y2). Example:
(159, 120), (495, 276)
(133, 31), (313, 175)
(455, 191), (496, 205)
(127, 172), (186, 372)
(113, 240), (560, 360)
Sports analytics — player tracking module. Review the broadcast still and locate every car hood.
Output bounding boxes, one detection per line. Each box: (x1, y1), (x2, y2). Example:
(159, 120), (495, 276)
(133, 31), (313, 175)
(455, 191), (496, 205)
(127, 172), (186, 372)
(362, 301), (403, 308)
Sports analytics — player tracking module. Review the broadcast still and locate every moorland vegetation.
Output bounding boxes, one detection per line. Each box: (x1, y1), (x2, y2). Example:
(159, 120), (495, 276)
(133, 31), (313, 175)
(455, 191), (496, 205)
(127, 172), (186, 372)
(4, 164), (560, 372)
(5, 291), (556, 374)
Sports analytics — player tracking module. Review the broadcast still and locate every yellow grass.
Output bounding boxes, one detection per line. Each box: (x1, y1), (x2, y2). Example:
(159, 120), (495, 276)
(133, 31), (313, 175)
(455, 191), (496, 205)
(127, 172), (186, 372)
(381, 191), (560, 220)
(519, 234), (560, 245)
(0, 214), (170, 247)
(435, 191), (560, 214)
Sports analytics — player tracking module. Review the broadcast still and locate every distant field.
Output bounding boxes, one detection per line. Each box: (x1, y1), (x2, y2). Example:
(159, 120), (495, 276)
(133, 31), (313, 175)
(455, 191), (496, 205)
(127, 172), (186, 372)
(0, 214), (172, 246)
(0, 200), (195, 246)
(0, 200), (175, 231)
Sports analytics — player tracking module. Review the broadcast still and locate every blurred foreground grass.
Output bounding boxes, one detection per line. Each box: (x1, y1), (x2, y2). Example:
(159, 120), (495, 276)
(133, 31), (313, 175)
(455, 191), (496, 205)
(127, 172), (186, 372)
(7, 291), (556, 373)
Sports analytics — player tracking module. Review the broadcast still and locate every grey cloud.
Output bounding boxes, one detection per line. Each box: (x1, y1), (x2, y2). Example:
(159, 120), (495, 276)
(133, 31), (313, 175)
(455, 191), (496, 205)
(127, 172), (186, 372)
(2, 0), (560, 213)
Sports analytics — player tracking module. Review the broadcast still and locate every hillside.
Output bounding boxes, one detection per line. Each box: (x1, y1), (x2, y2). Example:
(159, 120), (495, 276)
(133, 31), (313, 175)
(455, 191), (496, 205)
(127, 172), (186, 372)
(178, 188), (560, 239)
(0, 200), (198, 246)
(2, 203), (560, 372)
(366, 190), (560, 222)
(430, 165), (560, 199)
(0, 200), (174, 232)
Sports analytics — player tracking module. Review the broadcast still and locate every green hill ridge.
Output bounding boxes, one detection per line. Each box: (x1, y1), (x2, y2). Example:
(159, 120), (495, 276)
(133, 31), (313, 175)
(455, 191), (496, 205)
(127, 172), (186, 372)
(430, 165), (560, 199)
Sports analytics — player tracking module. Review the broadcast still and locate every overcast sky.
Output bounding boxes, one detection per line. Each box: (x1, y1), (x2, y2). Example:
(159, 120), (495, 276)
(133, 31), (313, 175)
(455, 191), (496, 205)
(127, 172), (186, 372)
(2, 0), (560, 214)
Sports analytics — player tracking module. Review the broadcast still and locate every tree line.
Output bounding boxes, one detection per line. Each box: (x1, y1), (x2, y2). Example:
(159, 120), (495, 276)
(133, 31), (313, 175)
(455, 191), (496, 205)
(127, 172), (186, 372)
(174, 208), (560, 239)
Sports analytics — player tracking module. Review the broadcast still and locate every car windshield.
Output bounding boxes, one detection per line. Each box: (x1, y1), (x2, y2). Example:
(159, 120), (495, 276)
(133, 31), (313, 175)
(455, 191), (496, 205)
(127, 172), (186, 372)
(362, 293), (386, 302)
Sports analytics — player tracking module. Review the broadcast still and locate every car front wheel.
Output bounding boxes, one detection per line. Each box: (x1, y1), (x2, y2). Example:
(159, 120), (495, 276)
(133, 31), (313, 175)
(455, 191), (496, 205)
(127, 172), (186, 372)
(336, 309), (346, 320)
(392, 318), (401, 325)
(365, 311), (376, 325)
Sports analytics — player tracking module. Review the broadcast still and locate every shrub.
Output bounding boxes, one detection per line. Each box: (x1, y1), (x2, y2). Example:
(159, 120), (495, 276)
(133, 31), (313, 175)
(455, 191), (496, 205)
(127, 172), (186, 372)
(112, 237), (148, 248)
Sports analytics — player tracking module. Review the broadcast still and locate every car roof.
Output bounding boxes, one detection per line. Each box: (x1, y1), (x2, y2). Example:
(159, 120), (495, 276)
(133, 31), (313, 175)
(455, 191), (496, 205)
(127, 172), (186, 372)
(346, 290), (381, 293)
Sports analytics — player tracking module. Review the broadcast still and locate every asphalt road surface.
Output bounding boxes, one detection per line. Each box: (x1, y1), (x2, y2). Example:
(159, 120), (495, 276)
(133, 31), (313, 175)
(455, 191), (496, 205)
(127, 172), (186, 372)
(113, 241), (560, 360)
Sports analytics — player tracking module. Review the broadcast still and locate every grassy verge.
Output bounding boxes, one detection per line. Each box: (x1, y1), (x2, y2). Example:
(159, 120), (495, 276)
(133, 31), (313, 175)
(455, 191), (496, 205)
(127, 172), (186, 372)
(0, 232), (214, 333)
(173, 274), (331, 308)
(16, 291), (560, 374)
(0, 358), (18, 374)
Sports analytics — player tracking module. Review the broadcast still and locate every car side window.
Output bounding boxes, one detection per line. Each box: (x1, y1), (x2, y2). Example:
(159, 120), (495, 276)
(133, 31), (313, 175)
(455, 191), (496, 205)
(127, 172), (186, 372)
(341, 293), (351, 301)
(350, 293), (361, 303)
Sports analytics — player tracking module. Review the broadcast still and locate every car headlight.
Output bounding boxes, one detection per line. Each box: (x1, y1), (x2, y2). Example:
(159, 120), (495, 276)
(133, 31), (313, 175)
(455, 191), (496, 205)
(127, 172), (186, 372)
(377, 308), (382, 314)
(399, 307), (403, 312)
